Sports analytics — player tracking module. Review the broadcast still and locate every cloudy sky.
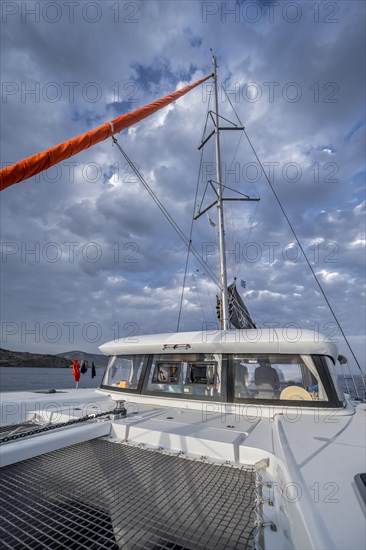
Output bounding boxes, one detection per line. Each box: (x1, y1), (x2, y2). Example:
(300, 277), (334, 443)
(1, 0), (365, 373)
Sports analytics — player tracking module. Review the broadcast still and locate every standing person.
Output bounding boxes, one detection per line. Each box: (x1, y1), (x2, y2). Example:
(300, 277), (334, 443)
(254, 358), (280, 399)
(234, 360), (250, 398)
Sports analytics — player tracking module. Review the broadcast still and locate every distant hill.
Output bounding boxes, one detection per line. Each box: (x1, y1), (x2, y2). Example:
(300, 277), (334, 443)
(0, 348), (70, 368)
(57, 351), (109, 368)
(0, 348), (109, 368)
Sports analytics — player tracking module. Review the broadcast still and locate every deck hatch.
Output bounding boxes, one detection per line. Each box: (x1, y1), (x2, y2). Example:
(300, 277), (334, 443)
(0, 439), (257, 549)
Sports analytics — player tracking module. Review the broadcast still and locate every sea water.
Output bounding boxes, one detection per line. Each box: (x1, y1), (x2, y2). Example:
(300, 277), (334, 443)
(339, 375), (366, 400)
(0, 366), (104, 392)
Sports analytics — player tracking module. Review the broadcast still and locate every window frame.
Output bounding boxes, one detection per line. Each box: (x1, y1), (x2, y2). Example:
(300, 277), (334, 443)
(228, 354), (344, 408)
(100, 354), (150, 394)
(100, 353), (343, 408)
(151, 361), (182, 385)
(141, 354), (228, 401)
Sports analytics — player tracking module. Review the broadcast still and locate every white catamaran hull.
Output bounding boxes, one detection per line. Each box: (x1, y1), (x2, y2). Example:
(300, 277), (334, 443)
(1, 373), (365, 549)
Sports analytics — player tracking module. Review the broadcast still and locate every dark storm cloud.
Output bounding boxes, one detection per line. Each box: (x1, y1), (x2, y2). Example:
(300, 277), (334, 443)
(1, 1), (364, 371)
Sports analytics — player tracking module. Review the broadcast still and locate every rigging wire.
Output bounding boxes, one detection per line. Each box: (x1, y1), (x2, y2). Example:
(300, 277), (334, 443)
(202, 271), (216, 321)
(222, 89), (363, 374)
(177, 143), (204, 331)
(217, 118), (234, 279)
(224, 199), (260, 328)
(111, 137), (223, 294)
(192, 272), (207, 325)
(194, 123), (220, 285)
(218, 81), (257, 296)
(244, 200), (259, 247)
(176, 239), (192, 332)
(228, 133), (243, 280)
(205, 76), (256, 328)
(177, 90), (213, 331)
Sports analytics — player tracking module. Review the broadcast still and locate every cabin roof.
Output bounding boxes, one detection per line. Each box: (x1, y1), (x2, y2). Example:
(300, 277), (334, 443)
(99, 329), (338, 362)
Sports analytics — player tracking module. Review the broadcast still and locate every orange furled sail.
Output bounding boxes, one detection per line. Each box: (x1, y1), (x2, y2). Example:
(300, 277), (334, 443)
(0, 74), (212, 191)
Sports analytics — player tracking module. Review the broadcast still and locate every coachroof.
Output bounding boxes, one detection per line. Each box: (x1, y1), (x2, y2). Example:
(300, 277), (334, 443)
(99, 329), (338, 362)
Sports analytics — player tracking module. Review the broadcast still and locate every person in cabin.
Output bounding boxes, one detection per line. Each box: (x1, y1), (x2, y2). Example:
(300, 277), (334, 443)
(234, 361), (250, 397)
(254, 358), (280, 399)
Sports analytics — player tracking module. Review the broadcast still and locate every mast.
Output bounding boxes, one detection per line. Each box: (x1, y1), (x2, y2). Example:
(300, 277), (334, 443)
(193, 55), (258, 330)
(212, 54), (230, 329)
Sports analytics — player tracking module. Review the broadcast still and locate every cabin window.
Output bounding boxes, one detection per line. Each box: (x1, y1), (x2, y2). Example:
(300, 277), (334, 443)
(325, 356), (344, 401)
(145, 353), (222, 399)
(232, 354), (327, 402)
(102, 355), (145, 390)
(152, 363), (181, 384)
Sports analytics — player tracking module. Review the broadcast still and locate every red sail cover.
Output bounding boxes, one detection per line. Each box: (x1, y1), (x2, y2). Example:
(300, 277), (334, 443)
(0, 74), (212, 191)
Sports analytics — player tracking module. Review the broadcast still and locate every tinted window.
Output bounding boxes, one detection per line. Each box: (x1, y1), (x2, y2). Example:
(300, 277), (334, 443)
(233, 354), (327, 401)
(145, 353), (222, 398)
(102, 355), (145, 390)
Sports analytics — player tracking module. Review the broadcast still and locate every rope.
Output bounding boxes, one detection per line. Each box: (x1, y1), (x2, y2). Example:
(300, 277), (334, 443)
(0, 409), (116, 444)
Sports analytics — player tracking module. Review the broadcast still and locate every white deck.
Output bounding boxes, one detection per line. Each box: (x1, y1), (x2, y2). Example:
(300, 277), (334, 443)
(0, 387), (365, 549)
